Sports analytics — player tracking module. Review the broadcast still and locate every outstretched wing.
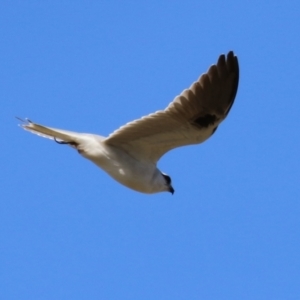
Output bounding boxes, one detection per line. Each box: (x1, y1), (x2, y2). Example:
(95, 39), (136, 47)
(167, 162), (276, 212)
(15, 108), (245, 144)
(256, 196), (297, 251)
(105, 51), (239, 164)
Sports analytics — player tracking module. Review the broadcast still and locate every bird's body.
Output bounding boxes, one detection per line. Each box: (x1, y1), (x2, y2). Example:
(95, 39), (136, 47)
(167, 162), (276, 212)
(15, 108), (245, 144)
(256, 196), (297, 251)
(18, 51), (239, 195)
(78, 136), (163, 194)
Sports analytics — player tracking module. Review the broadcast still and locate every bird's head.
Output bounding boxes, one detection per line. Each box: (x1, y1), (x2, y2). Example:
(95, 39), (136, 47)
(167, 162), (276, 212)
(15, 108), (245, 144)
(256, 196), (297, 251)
(161, 172), (175, 195)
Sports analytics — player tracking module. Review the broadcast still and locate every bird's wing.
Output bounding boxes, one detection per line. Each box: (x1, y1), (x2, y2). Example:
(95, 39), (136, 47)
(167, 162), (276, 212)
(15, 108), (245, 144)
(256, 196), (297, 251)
(104, 51), (239, 164)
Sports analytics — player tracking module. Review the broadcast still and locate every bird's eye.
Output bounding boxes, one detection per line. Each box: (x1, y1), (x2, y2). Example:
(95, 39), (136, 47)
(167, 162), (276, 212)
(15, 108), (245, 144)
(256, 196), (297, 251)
(162, 173), (171, 185)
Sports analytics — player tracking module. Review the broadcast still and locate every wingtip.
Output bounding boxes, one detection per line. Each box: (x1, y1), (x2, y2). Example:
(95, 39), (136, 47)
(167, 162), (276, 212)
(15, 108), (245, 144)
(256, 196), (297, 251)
(224, 51), (239, 115)
(227, 50), (234, 57)
(227, 50), (237, 57)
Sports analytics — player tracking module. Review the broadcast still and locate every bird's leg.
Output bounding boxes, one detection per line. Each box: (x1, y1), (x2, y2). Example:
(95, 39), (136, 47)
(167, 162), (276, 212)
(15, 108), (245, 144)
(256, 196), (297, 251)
(54, 138), (83, 153)
(54, 138), (78, 147)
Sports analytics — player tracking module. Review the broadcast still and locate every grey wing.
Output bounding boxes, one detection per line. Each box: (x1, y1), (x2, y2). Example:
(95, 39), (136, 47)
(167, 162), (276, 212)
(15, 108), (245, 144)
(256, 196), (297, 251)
(104, 51), (239, 164)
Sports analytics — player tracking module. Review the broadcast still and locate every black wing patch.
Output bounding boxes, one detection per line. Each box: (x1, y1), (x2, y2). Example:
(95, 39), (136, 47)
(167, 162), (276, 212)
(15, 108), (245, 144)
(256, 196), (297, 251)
(192, 114), (217, 128)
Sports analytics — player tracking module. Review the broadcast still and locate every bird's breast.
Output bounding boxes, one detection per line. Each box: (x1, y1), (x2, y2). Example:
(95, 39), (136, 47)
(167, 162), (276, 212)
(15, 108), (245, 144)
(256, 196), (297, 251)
(83, 143), (157, 193)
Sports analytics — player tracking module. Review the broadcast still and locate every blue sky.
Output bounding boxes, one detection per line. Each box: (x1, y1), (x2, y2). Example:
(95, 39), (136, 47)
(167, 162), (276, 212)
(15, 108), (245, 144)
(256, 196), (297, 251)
(1, 1), (300, 299)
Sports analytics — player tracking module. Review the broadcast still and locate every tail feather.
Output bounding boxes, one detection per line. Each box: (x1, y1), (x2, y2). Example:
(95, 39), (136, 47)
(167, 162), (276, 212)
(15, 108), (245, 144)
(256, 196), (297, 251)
(17, 118), (82, 144)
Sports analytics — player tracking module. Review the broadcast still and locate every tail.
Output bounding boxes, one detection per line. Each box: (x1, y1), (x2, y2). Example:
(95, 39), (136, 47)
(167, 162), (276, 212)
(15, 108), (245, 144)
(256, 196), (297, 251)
(17, 118), (83, 146)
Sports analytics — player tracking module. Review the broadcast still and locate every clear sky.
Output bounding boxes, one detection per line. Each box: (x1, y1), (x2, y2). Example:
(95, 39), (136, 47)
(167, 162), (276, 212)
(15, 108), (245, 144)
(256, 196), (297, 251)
(1, 1), (300, 299)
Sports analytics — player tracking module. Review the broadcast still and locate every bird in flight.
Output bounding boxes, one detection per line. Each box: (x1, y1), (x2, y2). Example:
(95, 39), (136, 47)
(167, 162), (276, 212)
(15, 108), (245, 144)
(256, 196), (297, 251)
(18, 51), (239, 195)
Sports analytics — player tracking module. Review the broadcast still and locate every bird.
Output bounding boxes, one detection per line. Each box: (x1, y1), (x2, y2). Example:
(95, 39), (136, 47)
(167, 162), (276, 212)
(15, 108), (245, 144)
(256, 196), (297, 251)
(18, 51), (239, 195)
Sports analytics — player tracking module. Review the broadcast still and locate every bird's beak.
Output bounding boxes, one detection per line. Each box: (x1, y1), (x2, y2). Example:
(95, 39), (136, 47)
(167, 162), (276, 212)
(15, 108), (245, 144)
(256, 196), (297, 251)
(169, 186), (175, 195)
